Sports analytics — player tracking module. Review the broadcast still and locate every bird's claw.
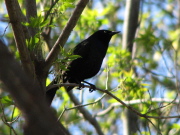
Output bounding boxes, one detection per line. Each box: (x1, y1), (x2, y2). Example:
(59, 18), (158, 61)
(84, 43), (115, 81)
(89, 84), (96, 93)
(77, 81), (96, 92)
(77, 83), (85, 90)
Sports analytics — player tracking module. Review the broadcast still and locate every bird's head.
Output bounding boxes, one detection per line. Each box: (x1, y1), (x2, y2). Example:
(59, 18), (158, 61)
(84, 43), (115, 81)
(90, 30), (120, 43)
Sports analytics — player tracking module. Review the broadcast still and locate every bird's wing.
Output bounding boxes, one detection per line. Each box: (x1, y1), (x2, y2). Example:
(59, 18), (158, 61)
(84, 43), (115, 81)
(73, 39), (90, 56)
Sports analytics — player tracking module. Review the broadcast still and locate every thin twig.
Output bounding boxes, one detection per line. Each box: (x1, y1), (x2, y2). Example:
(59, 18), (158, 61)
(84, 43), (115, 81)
(95, 98), (180, 116)
(146, 118), (162, 135)
(1, 22), (10, 37)
(0, 100), (17, 135)
(47, 83), (180, 119)
(145, 93), (178, 114)
(57, 88), (109, 121)
(57, 106), (66, 121)
(44, 0), (59, 22)
(67, 91), (104, 135)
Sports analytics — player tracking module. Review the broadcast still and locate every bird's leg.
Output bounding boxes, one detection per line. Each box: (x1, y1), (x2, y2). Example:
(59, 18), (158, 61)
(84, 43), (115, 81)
(82, 81), (96, 93)
(74, 79), (85, 90)
(77, 83), (85, 90)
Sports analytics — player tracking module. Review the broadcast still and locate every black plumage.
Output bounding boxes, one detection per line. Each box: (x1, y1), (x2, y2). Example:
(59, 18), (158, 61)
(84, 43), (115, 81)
(46, 30), (119, 105)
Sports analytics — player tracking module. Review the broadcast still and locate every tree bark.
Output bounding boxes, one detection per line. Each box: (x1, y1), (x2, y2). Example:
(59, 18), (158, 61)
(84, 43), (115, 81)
(5, 0), (35, 77)
(0, 40), (70, 135)
(122, 0), (141, 135)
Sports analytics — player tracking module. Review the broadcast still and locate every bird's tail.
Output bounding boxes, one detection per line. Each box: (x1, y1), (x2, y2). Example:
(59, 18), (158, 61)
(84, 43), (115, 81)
(45, 76), (74, 106)
(45, 79), (59, 106)
(62, 74), (75, 92)
(66, 86), (74, 92)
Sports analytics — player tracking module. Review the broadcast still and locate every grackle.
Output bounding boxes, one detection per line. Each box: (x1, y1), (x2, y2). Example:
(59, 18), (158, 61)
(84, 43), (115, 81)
(46, 30), (119, 105)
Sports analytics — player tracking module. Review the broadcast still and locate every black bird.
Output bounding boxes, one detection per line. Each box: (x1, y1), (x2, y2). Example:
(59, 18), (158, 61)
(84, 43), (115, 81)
(46, 30), (119, 105)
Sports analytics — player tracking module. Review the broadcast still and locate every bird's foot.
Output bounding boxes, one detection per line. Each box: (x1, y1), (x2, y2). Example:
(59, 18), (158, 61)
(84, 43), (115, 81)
(81, 81), (96, 93)
(89, 84), (96, 93)
(77, 83), (85, 90)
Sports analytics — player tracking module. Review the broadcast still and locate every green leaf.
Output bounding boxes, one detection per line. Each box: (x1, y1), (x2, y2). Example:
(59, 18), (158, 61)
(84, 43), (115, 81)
(1, 96), (14, 106)
(68, 55), (81, 59)
(13, 107), (21, 117)
(64, 2), (75, 8)
(40, 19), (49, 27)
(21, 22), (30, 27)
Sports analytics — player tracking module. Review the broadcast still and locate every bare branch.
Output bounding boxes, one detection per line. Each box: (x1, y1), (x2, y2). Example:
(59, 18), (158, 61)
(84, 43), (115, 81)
(25, 0), (37, 36)
(0, 100), (17, 135)
(122, 0), (140, 53)
(146, 118), (162, 135)
(44, 0), (59, 22)
(97, 87), (180, 119)
(4, 0), (35, 77)
(0, 40), (70, 135)
(95, 98), (180, 116)
(1, 22), (10, 37)
(48, 83), (180, 119)
(57, 93), (107, 120)
(44, 0), (89, 72)
(67, 92), (104, 135)
(42, 0), (59, 49)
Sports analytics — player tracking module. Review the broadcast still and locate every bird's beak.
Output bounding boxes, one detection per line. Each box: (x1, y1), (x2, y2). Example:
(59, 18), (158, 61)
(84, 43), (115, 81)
(111, 31), (120, 35)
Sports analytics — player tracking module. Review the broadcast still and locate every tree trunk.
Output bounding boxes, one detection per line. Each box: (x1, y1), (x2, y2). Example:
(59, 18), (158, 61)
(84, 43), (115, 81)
(122, 0), (140, 134)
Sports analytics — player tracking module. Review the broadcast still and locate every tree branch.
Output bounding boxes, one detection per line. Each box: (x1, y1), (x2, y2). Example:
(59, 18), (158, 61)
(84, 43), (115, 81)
(47, 83), (180, 119)
(0, 40), (70, 135)
(44, 0), (89, 72)
(67, 92), (104, 135)
(122, 0), (140, 53)
(0, 100), (17, 135)
(25, 0), (37, 36)
(5, 0), (35, 77)
(44, 0), (59, 22)
(42, 0), (59, 49)
(95, 98), (180, 116)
